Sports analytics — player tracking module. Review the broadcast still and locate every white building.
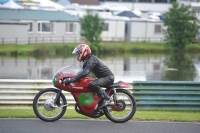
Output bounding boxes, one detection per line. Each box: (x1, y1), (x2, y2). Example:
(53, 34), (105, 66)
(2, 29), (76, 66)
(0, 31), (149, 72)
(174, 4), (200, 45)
(129, 19), (164, 42)
(99, 0), (172, 13)
(0, 8), (80, 44)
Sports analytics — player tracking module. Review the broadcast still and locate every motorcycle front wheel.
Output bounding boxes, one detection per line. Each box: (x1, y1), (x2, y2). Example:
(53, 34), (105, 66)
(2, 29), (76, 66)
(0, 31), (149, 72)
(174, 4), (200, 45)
(104, 89), (136, 123)
(33, 88), (67, 122)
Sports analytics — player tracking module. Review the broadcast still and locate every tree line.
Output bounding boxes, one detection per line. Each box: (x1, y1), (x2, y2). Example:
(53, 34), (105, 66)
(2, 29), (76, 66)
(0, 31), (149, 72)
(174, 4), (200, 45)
(80, 2), (200, 54)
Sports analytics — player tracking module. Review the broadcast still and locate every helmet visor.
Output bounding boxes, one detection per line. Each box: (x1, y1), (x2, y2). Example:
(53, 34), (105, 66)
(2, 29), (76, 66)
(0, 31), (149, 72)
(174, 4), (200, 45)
(72, 45), (82, 54)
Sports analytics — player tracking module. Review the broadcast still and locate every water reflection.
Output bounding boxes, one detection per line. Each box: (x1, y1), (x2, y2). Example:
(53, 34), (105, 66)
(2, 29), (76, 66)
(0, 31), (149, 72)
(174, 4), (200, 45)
(0, 54), (200, 81)
(161, 50), (197, 81)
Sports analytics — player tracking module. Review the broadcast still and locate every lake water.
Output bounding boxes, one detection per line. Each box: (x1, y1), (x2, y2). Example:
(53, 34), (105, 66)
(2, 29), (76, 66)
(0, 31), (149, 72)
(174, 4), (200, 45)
(0, 53), (200, 82)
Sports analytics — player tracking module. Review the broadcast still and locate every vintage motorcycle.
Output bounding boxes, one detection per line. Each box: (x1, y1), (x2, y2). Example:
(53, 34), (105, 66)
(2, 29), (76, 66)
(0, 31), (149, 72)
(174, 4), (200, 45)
(33, 65), (136, 123)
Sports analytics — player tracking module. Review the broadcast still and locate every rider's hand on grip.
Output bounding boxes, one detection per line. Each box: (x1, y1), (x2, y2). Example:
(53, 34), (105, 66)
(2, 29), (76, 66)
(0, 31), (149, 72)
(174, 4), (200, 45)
(61, 78), (71, 86)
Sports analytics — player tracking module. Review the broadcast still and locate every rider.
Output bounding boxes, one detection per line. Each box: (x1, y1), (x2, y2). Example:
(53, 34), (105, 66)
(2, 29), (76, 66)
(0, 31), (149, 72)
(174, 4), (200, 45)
(63, 44), (114, 108)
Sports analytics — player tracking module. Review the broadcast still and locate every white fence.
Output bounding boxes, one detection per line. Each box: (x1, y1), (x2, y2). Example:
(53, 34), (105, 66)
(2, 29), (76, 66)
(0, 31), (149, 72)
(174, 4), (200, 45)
(0, 36), (165, 45)
(0, 79), (132, 109)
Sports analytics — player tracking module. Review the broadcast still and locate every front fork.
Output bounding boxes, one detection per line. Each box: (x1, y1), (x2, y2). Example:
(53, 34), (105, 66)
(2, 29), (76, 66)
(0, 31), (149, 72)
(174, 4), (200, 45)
(54, 89), (62, 106)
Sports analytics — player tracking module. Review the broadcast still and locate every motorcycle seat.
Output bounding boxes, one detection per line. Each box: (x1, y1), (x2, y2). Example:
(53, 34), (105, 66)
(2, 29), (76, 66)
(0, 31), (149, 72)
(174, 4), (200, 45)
(106, 81), (122, 89)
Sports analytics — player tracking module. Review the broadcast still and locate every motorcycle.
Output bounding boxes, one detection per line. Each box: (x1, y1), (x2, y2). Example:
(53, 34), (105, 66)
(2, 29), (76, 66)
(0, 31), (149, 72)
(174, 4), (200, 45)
(33, 65), (136, 123)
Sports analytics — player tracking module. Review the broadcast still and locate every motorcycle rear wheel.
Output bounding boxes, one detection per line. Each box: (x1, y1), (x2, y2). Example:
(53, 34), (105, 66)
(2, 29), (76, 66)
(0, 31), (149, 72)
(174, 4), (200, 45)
(33, 88), (67, 122)
(104, 89), (136, 123)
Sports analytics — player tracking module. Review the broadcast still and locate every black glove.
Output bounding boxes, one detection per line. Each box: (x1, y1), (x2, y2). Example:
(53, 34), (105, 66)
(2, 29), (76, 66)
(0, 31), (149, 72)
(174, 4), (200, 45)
(62, 78), (71, 86)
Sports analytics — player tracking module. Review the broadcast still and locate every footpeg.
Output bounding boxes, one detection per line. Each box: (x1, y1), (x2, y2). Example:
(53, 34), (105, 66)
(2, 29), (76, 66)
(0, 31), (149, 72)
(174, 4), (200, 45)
(52, 104), (69, 108)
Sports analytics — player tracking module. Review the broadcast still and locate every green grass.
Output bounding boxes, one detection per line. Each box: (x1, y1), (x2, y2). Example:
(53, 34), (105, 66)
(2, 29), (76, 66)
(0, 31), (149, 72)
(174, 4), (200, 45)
(0, 109), (200, 122)
(1, 43), (200, 57)
(0, 43), (77, 53)
(0, 44), (38, 52)
(134, 110), (200, 122)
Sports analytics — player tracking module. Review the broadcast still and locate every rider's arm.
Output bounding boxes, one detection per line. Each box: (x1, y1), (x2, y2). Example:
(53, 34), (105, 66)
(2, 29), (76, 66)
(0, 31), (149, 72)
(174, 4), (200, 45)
(71, 66), (90, 82)
(71, 57), (96, 82)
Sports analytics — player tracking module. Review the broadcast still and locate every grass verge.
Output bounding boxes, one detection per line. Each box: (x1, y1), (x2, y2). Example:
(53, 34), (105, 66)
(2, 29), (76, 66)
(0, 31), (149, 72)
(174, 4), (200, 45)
(0, 109), (200, 122)
(1, 43), (200, 58)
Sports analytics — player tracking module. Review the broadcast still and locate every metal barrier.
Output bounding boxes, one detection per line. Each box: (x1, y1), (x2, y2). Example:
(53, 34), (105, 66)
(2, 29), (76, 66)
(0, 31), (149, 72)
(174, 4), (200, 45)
(133, 81), (200, 111)
(0, 79), (132, 109)
(0, 79), (55, 109)
(0, 79), (200, 110)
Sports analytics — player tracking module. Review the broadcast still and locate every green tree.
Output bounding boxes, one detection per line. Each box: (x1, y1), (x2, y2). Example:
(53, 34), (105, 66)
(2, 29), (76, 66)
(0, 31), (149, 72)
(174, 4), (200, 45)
(51, 0), (59, 2)
(80, 10), (104, 54)
(161, 49), (196, 81)
(163, 2), (200, 50)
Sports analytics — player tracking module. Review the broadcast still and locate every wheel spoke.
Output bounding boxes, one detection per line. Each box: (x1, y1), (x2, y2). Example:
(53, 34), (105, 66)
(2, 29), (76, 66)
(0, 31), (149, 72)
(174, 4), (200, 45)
(106, 90), (136, 121)
(37, 92), (64, 118)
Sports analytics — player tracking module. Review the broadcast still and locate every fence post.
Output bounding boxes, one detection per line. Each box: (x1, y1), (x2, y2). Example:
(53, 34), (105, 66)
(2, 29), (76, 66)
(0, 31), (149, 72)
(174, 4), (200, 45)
(63, 37), (65, 43)
(1, 38), (4, 46)
(15, 38), (18, 44)
(42, 37), (44, 44)
(28, 37), (30, 44)
(50, 37), (52, 43)
(35, 37), (37, 44)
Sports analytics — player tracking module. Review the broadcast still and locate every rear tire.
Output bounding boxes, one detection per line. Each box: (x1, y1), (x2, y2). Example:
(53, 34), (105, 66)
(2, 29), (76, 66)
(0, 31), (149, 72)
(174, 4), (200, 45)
(33, 88), (67, 122)
(104, 89), (136, 123)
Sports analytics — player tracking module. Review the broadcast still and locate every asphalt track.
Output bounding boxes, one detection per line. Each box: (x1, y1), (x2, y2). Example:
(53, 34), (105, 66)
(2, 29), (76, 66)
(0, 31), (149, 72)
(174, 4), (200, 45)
(0, 119), (200, 133)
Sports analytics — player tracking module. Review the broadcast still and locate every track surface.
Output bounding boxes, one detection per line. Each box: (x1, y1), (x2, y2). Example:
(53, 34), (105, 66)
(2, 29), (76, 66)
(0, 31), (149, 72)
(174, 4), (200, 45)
(0, 119), (200, 133)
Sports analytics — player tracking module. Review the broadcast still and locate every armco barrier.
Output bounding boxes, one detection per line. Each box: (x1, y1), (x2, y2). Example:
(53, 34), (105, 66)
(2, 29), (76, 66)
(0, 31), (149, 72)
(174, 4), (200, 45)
(0, 79), (132, 109)
(133, 81), (200, 111)
(0, 79), (57, 109)
(0, 79), (200, 110)
(0, 79), (86, 109)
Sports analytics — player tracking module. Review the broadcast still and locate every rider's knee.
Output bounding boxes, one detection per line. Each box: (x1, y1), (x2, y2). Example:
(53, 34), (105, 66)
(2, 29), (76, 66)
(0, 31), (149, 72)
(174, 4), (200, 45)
(88, 82), (94, 90)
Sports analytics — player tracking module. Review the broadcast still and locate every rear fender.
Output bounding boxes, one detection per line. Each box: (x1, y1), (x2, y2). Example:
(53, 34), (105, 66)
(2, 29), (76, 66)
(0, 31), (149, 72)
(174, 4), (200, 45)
(105, 81), (131, 95)
(119, 81), (131, 88)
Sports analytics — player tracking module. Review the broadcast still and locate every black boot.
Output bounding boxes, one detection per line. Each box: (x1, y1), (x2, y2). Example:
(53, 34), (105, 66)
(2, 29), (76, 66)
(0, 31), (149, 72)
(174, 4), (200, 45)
(98, 91), (111, 108)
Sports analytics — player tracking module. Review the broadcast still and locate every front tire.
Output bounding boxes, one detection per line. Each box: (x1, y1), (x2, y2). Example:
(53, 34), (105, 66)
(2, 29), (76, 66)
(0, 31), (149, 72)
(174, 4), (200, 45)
(33, 88), (67, 122)
(104, 89), (136, 123)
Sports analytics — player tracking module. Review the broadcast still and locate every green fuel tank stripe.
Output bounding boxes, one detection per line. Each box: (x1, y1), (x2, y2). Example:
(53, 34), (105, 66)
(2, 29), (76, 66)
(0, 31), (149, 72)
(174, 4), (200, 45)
(78, 93), (94, 105)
